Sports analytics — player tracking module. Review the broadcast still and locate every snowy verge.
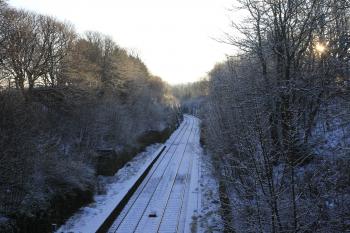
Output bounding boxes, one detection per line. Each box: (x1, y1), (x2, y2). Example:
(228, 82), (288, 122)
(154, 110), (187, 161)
(56, 144), (163, 233)
(197, 152), (223, 233)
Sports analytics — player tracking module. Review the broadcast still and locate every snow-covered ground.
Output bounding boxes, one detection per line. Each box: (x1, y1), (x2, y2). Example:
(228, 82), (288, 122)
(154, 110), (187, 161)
(312, 116), (350, 158)
(108, 115), (223, 233)
(197, 154), (223, 233)
(57, 115), (223, 233)
(108, 115), (196, 233)
(183, 125), (223, 233)
(56, 144), (162, 233)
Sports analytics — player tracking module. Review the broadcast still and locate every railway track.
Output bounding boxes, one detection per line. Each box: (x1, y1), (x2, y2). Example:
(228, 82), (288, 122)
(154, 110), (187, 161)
(103, 115), (200, 233)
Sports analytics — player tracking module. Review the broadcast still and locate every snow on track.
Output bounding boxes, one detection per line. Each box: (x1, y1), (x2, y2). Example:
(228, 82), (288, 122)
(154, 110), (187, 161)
(108, 115), (202, 233)
(56, 144), (164, 233)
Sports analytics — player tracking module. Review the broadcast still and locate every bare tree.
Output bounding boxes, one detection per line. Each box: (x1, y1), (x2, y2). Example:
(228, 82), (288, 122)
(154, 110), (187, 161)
(0, 10), (74, 98)
(202, 0), (350, 232)
(0, 3), (179, 232)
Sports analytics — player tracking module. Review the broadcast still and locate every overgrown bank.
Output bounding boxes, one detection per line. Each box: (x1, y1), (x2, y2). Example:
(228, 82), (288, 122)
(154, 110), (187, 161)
(199, 0), (350, 231)
(0, 1), (179, 232)
(176, 0), (350, 231)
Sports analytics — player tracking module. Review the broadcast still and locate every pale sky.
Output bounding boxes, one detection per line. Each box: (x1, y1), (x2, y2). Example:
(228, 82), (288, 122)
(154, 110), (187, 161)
(9, 0), (238, 84)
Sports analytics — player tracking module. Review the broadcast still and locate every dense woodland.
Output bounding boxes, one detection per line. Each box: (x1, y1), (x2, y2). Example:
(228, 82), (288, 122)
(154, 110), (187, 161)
(172, 80), (208, 115)
(198, 0), (350, 232)
(0, 1), (178, 231)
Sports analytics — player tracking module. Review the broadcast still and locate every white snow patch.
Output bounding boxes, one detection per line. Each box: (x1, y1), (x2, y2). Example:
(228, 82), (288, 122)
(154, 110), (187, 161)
(312, 116), (350, 157)
(197, 153), (224, 233)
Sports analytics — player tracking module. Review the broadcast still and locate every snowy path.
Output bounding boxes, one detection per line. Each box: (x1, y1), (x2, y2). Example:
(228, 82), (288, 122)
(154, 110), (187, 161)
(108, 115), (202, 233)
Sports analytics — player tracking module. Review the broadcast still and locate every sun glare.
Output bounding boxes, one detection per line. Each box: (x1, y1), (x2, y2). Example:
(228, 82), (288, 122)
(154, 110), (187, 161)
(315, 42), (327, 54)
